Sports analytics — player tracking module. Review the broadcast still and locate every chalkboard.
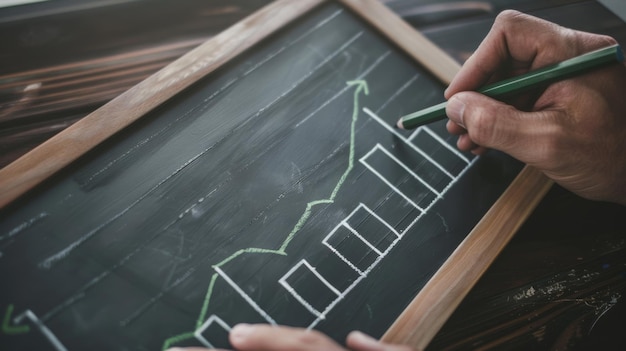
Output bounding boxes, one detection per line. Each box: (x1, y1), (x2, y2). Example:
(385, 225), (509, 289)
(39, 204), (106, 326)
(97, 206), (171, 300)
(0, 1), (551, 350)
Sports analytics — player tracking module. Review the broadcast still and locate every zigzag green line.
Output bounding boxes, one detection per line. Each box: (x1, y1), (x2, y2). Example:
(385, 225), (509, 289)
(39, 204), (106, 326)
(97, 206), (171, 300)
(162, 80), (368, 350)
(215, 248), (286, 268)
(196, 273), (219, 329)
(161, 331), (195, 350)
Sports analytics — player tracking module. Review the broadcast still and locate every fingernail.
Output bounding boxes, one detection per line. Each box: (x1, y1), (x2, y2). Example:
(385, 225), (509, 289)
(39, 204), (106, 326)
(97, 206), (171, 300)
(230, 323), (253, 344)
(349, 331), (382, 349)
(446, 95), (466, 127)
(165, 348), (184, 351)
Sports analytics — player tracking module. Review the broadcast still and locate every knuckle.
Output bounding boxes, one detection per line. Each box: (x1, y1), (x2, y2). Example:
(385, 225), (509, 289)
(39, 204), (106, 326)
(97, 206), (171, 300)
(466, 106), (496, 146)
(534, 138), (564, 169)
(495, 9), (523, 24)
(533, 120), (567, 165)
(542, 140), (561, 162)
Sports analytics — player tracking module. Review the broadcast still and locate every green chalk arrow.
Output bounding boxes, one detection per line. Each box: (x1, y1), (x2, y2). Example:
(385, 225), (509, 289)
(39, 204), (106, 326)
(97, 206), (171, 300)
(2, 305), (30, 335)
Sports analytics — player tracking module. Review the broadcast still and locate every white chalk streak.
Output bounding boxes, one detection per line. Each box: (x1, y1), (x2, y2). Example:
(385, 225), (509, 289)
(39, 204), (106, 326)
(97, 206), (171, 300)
(343, 223), (382, 256)
(303, 260), (341, 296)
(85, 10), (346, 186)
(0, 212), (48, 241)
(420, 126), (470, 164)
(377, 144), (441, 197)
(14, 310), (67, 351)
(354, 202), (400, 237)
(375, 74), (419, 113)
(363, 108), (454, 179)
(194, 314), (232, 348)
(214, 267), (277, 325)
(243, 9), (344, 76)
(278, 260), (333, 318)
(322, 237), (365, 277)
(295, 50), (392, 128)
(360, 145), (424, 212)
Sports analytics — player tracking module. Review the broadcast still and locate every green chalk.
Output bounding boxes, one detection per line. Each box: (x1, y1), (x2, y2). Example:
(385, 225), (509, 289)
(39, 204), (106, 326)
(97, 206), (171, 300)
(397, 44), (624, 130)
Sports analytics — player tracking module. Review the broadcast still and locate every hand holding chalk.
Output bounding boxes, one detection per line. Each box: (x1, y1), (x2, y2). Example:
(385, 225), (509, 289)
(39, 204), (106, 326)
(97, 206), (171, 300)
(396, 44), (624, 130)
(443, 10), (626, 205)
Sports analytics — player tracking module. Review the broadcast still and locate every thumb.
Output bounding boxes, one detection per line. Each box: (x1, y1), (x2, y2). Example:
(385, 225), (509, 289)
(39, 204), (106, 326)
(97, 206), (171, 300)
(445, 91), (555, 162)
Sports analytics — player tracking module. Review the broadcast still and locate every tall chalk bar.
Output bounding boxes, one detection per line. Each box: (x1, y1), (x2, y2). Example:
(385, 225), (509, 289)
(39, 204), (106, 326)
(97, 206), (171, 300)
(323, 223), (380, 274)
(344, 203), (399, 254)
(279, 260), (341, 318)
(409, 127), (472, 178)
(360, 144), (438, 211)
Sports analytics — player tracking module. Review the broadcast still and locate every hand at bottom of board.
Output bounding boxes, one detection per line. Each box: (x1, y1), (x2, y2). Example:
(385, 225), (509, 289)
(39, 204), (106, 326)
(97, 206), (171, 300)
(166, 324), (415, 351)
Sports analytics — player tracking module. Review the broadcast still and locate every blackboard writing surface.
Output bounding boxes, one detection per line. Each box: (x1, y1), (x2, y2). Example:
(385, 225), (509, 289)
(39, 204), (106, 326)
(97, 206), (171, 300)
(0, 1), (548, 350)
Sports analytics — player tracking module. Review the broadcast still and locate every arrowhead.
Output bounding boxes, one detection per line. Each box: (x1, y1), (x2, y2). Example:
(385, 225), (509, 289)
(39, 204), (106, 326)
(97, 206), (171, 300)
(2, 305), (30, 335)
(346, 80), (369, 95)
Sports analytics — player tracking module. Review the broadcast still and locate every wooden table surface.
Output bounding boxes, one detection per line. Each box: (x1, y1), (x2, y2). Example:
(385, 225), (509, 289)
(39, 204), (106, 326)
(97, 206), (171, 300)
(1, 0), (624, 349)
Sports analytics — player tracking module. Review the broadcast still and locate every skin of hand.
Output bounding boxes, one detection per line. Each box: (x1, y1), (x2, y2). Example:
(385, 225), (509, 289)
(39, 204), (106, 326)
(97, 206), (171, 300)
(166, 323), (415, 351)
(444, 10), (626, 205)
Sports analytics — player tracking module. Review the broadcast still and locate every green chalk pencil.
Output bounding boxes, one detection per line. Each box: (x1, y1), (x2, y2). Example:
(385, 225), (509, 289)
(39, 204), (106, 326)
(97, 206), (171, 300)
(397, 44), (624, 130)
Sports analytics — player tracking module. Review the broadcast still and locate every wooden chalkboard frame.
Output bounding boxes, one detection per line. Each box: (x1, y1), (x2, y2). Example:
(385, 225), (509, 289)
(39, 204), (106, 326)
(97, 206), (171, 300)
(0, 0), (553, 349)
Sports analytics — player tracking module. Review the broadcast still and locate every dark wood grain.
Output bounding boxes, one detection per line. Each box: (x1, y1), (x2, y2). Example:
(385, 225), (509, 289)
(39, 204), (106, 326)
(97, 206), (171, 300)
(0, 0), (271, 169)
(0, 0), (325, 208)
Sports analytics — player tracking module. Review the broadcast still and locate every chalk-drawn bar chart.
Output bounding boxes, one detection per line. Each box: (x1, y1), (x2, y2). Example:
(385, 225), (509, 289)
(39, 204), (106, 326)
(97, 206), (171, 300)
(192, 104), (479, 346)
(276, 203), (404, 325)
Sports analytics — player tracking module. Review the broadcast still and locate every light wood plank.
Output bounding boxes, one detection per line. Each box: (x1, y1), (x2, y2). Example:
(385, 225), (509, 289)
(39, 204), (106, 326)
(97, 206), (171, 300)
(0, 0), (325, 209)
